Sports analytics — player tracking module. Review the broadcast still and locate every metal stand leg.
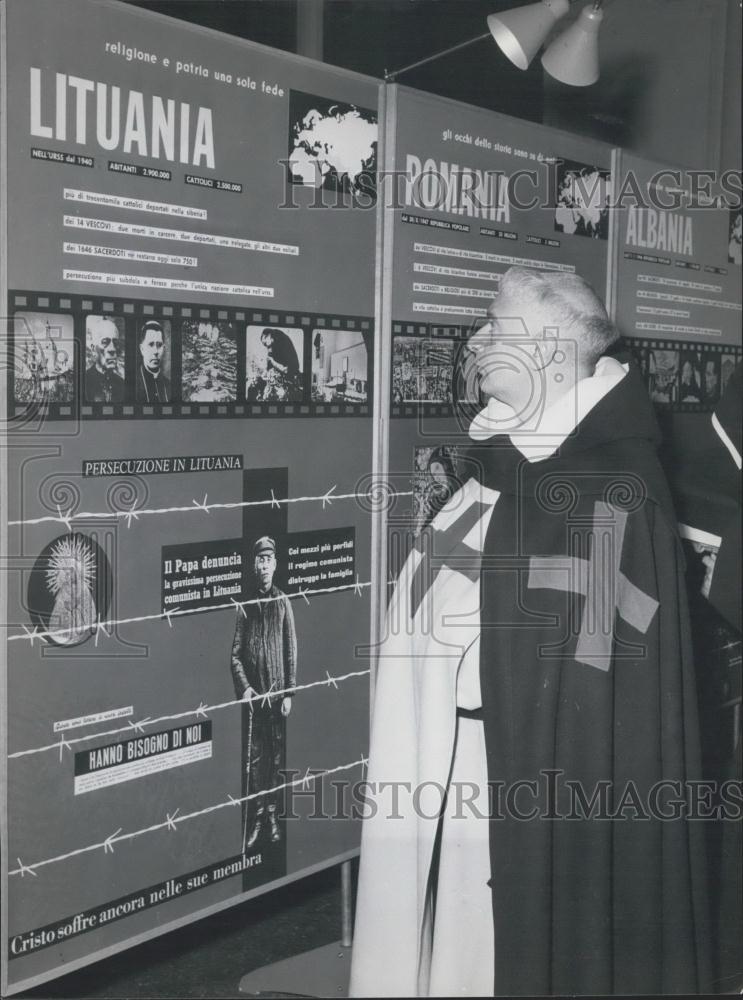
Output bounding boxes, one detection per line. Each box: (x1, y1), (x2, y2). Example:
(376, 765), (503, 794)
(341, 859), (353, 948)
(237, 860), (355, 996)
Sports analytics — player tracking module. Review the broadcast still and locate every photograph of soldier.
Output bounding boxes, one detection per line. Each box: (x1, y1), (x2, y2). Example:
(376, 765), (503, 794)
(181, 319), (237, 402)
(245, 326), (305, 402)
(230, 536), (297, 850)
(84, 315), (126, 403)
(311, 329), (368, 403)
(14, 311), (75, 404)
(136, 319), (172, 403)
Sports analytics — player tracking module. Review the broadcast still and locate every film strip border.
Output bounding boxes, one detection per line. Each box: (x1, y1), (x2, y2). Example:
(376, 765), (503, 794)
(7, 290), (373, 421)
(390, 321), (480, 418)
(625, 336), (742, 413)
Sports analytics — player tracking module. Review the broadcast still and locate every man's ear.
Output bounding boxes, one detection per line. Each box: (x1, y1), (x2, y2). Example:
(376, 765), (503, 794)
(532, 325), (559, 370)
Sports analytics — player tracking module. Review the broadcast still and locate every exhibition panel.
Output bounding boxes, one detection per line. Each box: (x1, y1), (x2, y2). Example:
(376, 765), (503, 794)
(379, 85), (613, 579)
(0, 0), (377, 992)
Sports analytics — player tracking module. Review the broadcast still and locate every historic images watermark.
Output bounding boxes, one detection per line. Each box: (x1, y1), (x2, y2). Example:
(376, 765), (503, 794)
(278, 158), (742, 214)
(280, 770), (743, 824)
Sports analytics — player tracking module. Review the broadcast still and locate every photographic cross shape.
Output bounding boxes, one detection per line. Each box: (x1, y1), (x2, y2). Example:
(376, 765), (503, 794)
(409, 501), (488, 618)
(527, 501), (659, 671)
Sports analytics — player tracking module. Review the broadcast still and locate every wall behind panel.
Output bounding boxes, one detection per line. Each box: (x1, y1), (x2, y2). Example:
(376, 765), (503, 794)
(544, 0), (729, 171)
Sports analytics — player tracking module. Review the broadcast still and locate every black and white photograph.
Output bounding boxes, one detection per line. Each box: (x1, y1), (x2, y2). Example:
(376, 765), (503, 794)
(135, 318), (173, 403)
(287, 89), (378, 200)
(26, 532), (113, 647)
(553, 159), (611, 239)
(311, 329), (368, 403)
(701, 351), (722, 406)
(729, 208), (742, 265)
(230, 534), (296, 853)
(84, 314), (127, 403)
(392, 336), (455, 404)
(1, 1), (741, 999)
(641, 346), (679, 404)
(245, 325), (305, 402)
(181, 319), (238, 402)
(721, 352), (737, 391)
(412, 445), (463, 535)
(13, 311), (74, 404)
(679, 348), (704, 403)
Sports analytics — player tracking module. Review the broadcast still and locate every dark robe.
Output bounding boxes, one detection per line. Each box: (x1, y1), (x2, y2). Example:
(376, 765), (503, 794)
(707, 364), (741, 633)
(136, 363), (171, 403)
(465, 360), (713, 995)
(84, 365), (126, 403)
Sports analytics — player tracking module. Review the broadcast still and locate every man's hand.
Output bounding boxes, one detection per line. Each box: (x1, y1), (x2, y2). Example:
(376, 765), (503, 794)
(281, 696), (292, 717)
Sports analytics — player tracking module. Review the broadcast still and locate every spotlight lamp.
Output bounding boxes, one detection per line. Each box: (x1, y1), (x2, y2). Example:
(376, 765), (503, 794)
(487, 0), (571, 71)
(384, 0), (605, 88)
(541, 0), (605, 86)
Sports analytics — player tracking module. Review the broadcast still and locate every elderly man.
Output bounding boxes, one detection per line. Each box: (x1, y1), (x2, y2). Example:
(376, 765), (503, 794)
(351, 267), (712, 997)
(85, 315), (126, 402)
(231, 536), (296, 849)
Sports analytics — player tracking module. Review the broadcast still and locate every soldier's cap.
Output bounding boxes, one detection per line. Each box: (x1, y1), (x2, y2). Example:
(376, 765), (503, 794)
(254, 536), (276, 557)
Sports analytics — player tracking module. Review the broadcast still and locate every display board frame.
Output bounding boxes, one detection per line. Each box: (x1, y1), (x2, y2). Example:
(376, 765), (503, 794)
(0, 1), (381, 993)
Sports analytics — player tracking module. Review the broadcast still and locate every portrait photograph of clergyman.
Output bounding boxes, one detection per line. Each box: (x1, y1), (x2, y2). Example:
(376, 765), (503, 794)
(230, 536), (297, 851)
(135, 319), (172, 403)
(245, 326), (305, 402)
(84, 315), (126, 403)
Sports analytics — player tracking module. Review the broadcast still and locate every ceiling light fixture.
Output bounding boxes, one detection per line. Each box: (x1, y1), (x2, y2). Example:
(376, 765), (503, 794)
(384, 0), (605, 87)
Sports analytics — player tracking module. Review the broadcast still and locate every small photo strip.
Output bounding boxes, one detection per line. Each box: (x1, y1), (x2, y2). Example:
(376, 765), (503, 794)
(14, 311), (75, 404)
(181, 319), (238, 402)
(311, 328), (368, 403)
(245, 325), (305, 402)
(84, 314), (128, 403)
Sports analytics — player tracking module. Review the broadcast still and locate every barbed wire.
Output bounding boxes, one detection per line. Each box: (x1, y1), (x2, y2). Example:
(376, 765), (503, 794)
(9, 756), (368, 878)
(8, 669), (370, 761)
(8, 486), (414, 530)
(11, 578), (372, 646)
